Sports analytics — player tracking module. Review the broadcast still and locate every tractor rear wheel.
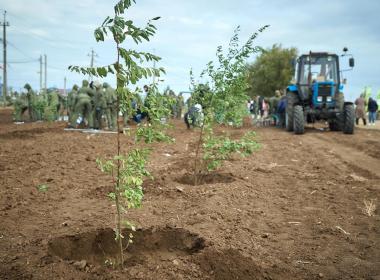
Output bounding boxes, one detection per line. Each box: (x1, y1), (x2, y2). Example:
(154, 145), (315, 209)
(293, 105), (305, 134)
(343, 104), (355, 134)
(286, 92), (298, 131)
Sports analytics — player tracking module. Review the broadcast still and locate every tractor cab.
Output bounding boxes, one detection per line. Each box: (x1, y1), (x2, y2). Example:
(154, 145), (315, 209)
(295, 53), (340, 109)
(286, 50), (355, 135)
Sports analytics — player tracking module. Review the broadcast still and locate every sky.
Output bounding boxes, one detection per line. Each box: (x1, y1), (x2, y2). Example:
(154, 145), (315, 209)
(0, 0), (379, 101)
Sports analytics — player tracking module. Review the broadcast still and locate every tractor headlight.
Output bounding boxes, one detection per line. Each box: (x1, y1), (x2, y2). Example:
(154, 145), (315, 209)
(317, 96), (323, 102)
(326, 96), (332, 102)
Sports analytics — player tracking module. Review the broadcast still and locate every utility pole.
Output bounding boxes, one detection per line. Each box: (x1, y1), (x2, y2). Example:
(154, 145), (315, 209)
(63, 77), (66, 96)
(87, 49), (98, 82)
(63, 77), (67, 121)
(1, 11), (9, 107)
(38, 55), (42, 93)
(44, 54), (47, 93)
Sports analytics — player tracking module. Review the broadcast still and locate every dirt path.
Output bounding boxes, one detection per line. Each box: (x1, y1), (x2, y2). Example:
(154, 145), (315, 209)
(0, 109), (379, 280)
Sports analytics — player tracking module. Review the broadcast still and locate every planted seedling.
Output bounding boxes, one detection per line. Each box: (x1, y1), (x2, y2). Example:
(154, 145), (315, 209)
(69, 0), (170, 268)
(190, 27), (267, 184)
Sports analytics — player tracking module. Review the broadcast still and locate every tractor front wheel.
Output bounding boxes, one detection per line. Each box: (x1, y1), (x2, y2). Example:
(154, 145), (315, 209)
(343, 104), (355, 134)
(286, 92), (298, 131)
(293, 105), (305, 134)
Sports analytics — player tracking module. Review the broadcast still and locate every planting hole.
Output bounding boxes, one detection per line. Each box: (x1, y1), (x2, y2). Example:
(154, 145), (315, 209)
(48, 227), (205, 267)
(176, 173), (235, 186)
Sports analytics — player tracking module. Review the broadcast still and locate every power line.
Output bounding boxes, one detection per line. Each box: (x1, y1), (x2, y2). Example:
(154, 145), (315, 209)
(6, 11), (91, 48)
(6, 39), (36, 60)
(0, 37), (34, 59)
(0, 59), (38, 64)
(47, 65), (67, 71)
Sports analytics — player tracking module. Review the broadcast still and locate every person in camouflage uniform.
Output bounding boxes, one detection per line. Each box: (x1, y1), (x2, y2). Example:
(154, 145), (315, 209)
(269, 90), (281, 115)
(69, 80), (94, 128)
(45, 89), (60, 121)
(92, 81), (107, 130)
(269, 90), (281, 125)
(103, 82), (117, 130)
(57, 92), (66, 120)
(80, 80), (95, 101)
(24, 84), (37, 121)
(13, 91), (28, 122)
(67, 85), (79, 124)
(33, 94), (47, 121)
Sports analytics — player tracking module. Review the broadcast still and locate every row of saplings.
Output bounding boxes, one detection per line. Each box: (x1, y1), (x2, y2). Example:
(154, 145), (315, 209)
(64, 0), (266, 269)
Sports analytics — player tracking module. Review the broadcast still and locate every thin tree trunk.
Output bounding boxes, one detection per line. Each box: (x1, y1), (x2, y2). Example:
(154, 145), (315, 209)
(193, 124), (204, 186)
(115, 41), (124, 268)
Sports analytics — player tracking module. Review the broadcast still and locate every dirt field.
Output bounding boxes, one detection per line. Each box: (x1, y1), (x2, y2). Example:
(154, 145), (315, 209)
(0, 108), (379, 280)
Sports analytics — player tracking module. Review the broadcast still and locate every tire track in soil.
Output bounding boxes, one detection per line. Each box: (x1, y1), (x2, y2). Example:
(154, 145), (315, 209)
(309, 132), (380, 180)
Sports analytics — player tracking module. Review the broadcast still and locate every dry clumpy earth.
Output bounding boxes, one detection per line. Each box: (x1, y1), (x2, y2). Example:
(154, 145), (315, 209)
(0, 107), (379, 280)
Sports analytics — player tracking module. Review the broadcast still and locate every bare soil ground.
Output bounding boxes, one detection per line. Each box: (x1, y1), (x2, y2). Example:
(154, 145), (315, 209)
(0, 108), (379, 280)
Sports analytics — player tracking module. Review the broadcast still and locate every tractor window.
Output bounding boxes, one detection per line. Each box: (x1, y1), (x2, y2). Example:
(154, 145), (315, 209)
(299, 56), (338, 84)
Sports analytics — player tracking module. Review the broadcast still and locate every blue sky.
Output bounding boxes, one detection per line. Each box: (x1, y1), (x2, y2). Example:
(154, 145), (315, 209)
(1, 0), (380, 101)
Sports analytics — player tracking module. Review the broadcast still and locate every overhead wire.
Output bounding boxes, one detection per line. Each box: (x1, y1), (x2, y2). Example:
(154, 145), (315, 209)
(0, 59), (38, 64)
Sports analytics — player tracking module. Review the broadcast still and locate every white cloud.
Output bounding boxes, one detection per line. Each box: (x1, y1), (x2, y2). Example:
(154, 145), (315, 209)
(29, 28), (50, 38)
(1, 0), (379, 96)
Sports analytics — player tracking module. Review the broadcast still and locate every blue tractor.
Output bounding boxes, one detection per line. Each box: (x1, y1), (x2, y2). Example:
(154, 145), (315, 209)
(286, 51), (355, 134)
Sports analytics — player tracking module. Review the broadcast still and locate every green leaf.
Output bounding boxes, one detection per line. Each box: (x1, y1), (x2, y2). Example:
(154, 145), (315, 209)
(97, 67), (108, 77)
(36, 184), (49, 192)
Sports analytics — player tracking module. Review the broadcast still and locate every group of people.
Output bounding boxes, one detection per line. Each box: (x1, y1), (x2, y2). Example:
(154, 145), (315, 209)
(66, 81), (186, 130)
(66, 80), (118, 130)
(13, 84), (65, 122)
(247, 90), (287, 127)
(354, 94), (378, 126)
(14, 82), (378, 131)
(11, 80), (190, 130)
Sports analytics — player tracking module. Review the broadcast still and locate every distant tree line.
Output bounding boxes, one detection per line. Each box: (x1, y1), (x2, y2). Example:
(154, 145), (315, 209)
(246, 44), (298, 98)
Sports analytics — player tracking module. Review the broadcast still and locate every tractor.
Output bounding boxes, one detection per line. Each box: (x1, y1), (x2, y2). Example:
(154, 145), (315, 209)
(286, 50), (355, 134)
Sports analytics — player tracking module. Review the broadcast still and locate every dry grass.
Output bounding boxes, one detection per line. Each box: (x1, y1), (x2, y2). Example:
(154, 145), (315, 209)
(363, 199), (377, 217)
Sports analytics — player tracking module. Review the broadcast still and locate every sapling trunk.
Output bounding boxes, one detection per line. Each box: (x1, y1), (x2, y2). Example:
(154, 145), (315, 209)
(115, 42), (124, 268)
(68, 0), (165, 269)
(193, 124), (205, 186)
